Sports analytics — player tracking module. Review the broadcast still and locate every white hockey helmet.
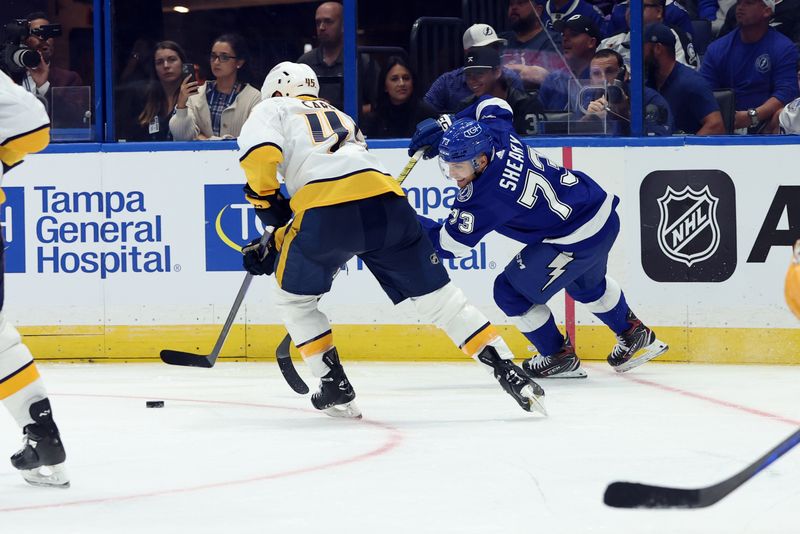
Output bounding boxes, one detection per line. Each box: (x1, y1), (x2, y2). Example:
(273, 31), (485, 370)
(261, 61), (319, 100)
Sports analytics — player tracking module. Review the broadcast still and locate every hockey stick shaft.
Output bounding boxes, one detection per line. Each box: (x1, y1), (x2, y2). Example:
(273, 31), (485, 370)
(396, 148), (425, 186)
(160, 230), (271, 367)
(604, 427), (800, 508)
(273, 149), (426, 391)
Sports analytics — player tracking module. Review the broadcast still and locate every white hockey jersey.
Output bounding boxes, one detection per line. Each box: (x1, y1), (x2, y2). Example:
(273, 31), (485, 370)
(237, 96), (403, 214)
(0, 70), (50, 200)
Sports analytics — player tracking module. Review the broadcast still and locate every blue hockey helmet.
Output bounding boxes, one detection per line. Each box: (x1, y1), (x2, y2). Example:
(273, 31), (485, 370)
(439, 119), (494, 162)
(438, 119), (494, 181)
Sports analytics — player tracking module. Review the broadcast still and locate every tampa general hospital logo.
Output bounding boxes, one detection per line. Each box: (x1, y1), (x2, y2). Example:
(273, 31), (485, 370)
(204, 184), (270, 271)
(640, 170), (736, 283)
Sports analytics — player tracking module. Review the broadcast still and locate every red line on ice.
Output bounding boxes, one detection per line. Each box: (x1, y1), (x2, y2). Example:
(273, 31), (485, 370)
(0, 394), (403, 513)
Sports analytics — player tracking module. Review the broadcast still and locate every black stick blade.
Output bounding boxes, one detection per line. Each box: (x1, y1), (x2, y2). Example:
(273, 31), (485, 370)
(276, 334), (309, 394)
(604, 482), (701, 509)
(160, 350), (215, 368)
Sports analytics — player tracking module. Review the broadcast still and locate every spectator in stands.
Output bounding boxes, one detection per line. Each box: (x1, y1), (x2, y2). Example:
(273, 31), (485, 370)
(20, 12), (83, 108)
(700, 0), (799, 133)
(170, 34), (260, 141)
(119, 41), (187, 142)
(600, 0), (698, 68)
(776, 96), (800, 133)
(607, 0), (693, 37)
(718, 0), (800, 42)
(458, 46), (544, 135)
(539, 0), (605, 36)
(425, 24), (525, 113)
(297, 1), (378, 113)
(500, 0), (564, 89)
(581, 48), (675, 135)
(644, 24), (724, 134)
(361, 56), (437, 138)
(538, 15), (600, 111)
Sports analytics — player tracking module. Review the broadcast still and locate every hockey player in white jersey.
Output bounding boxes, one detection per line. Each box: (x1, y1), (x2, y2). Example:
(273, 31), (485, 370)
(237, 62), (546, 416)
(0, 70), (69, 488)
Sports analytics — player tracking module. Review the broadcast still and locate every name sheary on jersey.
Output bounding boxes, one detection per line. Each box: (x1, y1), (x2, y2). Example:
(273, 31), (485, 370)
(32, 186), (171, 279)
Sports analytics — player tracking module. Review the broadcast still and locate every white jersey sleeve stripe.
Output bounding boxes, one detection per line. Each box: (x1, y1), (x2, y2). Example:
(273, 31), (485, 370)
(440, 226), (473, 258)
(476, 97), (513, 120)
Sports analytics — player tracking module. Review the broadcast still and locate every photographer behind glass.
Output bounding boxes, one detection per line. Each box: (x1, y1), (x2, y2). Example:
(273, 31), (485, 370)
(579, 48), (673, 136)
(10, 13), (82, 105)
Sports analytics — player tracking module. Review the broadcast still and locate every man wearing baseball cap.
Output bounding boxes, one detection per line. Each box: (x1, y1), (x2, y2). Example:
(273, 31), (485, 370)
(538, 14), (600, 111)
(539, 0), (605, 36)
(644, 23), (724, 135)
(425, 23), (525, 113)
(458, 46), (543, 134)
(699, 0), (798, 133)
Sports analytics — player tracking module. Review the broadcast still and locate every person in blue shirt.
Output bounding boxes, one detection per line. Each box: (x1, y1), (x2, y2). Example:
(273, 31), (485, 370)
(500, 0), (565, 89)
(581, 48), (676, 135)
(699, 0), (799, 133)
(424, 24), (525, 113)
(407, 96), (669, 378)
(538, 14), (600, 111)
(607, 0), (693, 37)
(540, 0), (606, 36)
(644, 23), (724, 134)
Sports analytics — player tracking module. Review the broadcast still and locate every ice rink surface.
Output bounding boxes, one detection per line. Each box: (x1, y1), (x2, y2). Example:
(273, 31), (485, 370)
(1, 361), (799, 534)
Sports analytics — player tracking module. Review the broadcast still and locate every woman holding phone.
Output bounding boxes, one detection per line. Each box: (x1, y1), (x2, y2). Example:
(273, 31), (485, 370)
(170, 33), (260, 140)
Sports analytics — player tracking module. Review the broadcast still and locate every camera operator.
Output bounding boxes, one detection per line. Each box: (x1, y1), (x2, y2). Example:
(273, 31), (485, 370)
(19, 12), (82, 104)
(580, 48), (674, 135)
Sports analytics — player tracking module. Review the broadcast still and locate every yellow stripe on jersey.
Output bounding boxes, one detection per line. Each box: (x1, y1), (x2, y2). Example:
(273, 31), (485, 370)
(0, 124), (50, 170)
(290, 170), (404, 213)
(0, 361), (40, 400)
(239, 142), (283, 208)
(296, 331), (334, 359)
(275, 211), (306, 286)
(460, 323), (499, 357)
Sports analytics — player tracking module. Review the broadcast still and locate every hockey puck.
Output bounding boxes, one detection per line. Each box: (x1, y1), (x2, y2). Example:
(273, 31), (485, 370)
(146, 400), (165, 408)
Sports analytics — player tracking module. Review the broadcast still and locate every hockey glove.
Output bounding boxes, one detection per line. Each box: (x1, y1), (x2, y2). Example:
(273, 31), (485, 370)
(243, 185), (293, 228)
(242, 234), (279, 276)
(408, 115), (453, 159)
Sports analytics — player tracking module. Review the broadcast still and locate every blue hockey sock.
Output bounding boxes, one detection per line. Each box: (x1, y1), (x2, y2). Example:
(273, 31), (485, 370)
(522, 314), (564, 356)
(593, 292), (631, 335)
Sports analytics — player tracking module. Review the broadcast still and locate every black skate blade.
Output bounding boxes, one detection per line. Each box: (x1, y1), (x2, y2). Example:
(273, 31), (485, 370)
(604, 481), (700, 508)
(160, 349), (215, 368)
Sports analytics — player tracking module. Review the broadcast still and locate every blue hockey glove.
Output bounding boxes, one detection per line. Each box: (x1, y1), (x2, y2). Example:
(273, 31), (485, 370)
(242, 234), (279, 276)
(408, 115), (453, 159)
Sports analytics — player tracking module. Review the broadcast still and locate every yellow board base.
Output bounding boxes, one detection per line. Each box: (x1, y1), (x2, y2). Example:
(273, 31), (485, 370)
(16, 324), (800, 365)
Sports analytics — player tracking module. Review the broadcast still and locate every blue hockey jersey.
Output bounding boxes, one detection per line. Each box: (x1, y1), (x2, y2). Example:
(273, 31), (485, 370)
(421, 96), (619, 258)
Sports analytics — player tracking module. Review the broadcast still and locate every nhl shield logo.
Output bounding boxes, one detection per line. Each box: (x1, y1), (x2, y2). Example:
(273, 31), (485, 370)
(656, 185), (720, 267)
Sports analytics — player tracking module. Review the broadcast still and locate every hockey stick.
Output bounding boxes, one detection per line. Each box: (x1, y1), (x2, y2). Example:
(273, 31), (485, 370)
(275, 333), (309, 394)
(274, 148), (427, 393)
(160, 230), (272, 368)
(604, 427), (800, 508)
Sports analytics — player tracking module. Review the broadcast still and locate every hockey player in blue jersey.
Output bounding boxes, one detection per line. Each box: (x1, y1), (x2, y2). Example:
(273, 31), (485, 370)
(408, 96), (668, 378)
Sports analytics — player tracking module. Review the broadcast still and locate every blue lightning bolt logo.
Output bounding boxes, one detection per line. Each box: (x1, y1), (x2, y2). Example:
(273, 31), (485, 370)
(542, 252), (574, 290)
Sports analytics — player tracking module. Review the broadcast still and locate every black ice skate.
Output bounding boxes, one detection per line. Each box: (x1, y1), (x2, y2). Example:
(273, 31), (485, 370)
(10, 398), (69, 488)
(311, 347), (362, 419)
(477, 346), (547, 415)
(607, 311), (669, 373)
(522, 335), (587, 379)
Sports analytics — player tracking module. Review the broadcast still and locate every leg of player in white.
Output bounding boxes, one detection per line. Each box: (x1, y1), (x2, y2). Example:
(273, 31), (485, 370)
(0, 316), (69, 487)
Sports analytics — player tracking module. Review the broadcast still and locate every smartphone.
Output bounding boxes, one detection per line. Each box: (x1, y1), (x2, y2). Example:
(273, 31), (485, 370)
(181, 63), (195, 83)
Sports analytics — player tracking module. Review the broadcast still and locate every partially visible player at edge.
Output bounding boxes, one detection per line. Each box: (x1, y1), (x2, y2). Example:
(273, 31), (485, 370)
(236, 62), (545, 417)
(408, 95), (668, 378)
(0, 69), (69, 488)
(787, 239), (800, 320)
